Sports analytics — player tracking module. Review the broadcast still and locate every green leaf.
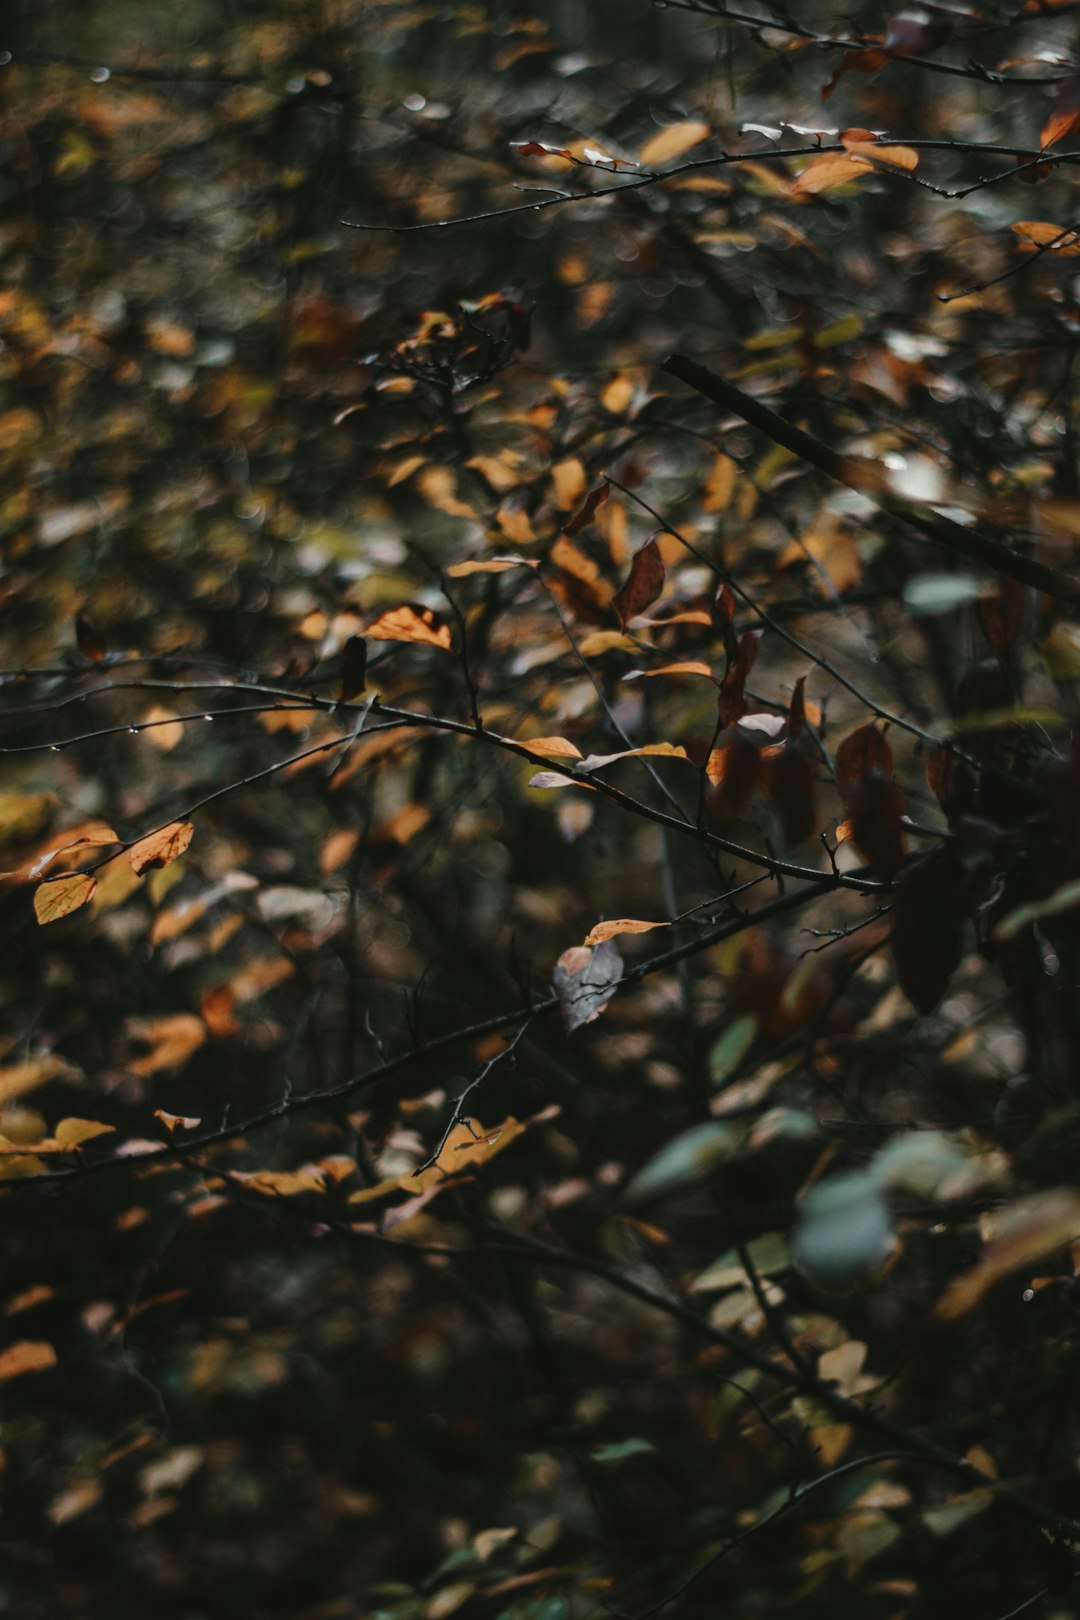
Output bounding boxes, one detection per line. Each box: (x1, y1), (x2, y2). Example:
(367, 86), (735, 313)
(793, 1171), (892, 1289)
(903, 574), (984, 616)
(623, 1121), (739, 1203)
(589, 1437), (655, 1464)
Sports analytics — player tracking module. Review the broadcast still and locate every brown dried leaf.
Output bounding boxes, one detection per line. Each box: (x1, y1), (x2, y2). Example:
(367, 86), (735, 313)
(564, 481), (610, 536)
(762, 746), (817, 846)
(34, 872), (96, 925)
(1012, 220), (1080, 254)
(129, 821), (194, 876)
(977, 578), (1026, 654)
(717, 630), (760, 726)
(613, 537), (665, 628)
(553, 938), (624, 1033)
(822, 44), (889, 99)
(1041, 68), (1080, 149)
(835, 724), (895, 801)
(75, 615), (107, 663)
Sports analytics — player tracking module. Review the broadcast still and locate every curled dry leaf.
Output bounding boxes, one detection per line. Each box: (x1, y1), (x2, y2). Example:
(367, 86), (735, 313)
(553, 937), (624, 1033)
(128, 820), (195, 876)
(34, 872), (96, 925)
(613, 537), (665, 628)
(154, 1109), (202, 1134)
(365, 604), (452, 649)
(564, 481), (609, 536)
(583, 918), (666, 947)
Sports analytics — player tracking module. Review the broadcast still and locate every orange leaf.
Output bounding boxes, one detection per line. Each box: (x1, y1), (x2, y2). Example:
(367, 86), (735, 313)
(445, 556), (537, 577)
(842, 137), (919, 171)
(1041, 68), (1080, 148)
(583, 918), (666, 946)
(365, 604), (452, 650)
(128, 820), (194, 876)
(791, 153), (872, 196)
(624, 661), (714, 680)
(154, 1109), (202, 1133)
(33, 872), (96, 925)
(0, 1340), (57, 1380)
(75, 615), (107, 663)
(1012, 221), (1080, 254)
(639, 119), (711, 166)
(516, 736), (584, 759)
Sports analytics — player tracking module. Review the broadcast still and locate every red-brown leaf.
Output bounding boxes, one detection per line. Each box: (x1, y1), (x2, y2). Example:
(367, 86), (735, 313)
(75, 615), (107, 664)
(835, 724), (894, 801)
(847, 774), (907, 875)
(706, 732), (761, 826)
(564, 481), (610, 537)
(977, 579), (1026, 655)
(892, 852), (966, 1013)
(717, 629), (760, 727)
(340, 635), (368, 701)
(1041, 68), (1080, 149)
(822, 44), (889, 100)
(613, 537), (665, 628)
(762, 745), (817, 846)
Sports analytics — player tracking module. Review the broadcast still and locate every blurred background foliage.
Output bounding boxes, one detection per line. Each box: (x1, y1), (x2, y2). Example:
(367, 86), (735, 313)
(6, 2), (1080, 1617)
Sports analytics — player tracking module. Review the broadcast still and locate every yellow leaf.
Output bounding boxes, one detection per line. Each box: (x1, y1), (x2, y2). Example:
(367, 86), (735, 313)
(516, 736), (584, 760)
(601, 374), (636, 414)
(0, 1056), (72, 1106)
(53, 1118), (115, 1149)
(34, 873), (96, 925)
(584, 918), (667, 946)
(412, 1116), (527, 1192)
(0, 1340), (57, 1380)
(0, 792), (57, 849)
(445, 556), (536, 577)
(128, 820), (194, 876)
(577, 630), (640, 656)
(639, 119), (711, 166)
(702, 452), (737, 513)
(141, 704), (184, 752)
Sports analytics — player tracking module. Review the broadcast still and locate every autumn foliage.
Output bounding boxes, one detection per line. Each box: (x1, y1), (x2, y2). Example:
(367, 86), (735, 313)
(8, 3), (1080, 1617)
